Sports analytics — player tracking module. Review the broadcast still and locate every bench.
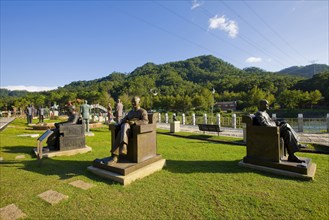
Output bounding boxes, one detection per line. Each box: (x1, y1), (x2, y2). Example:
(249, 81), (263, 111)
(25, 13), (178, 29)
(198, 124), (222, 136)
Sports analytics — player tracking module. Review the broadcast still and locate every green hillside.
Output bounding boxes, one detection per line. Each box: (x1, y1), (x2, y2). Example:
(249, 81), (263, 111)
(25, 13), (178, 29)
(1, 55), (327, 112)
(277, 64), (329, 78)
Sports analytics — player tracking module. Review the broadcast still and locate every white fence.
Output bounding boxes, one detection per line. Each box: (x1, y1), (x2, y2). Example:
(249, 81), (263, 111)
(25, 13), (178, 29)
(159, 113), (329, 133)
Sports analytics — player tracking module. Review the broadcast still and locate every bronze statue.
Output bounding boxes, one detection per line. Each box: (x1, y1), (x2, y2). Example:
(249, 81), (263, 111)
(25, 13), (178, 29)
(255, 99), (306, 163)
(102, 96), (148, 165)
(38, 106), (45, 123)
(46, 104), (79, 150)
(25, 104), (33, 124)
(107, 103), (113, 123)
(80, 100), (91, 132)
(115, 99), (123, 123)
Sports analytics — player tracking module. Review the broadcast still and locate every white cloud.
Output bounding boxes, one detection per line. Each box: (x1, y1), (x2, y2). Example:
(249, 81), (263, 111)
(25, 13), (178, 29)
(1, 85), (57, 92)
(191, 0), (202, 10)
(208, 15), (238, 38)
(245, 57), (262, 63)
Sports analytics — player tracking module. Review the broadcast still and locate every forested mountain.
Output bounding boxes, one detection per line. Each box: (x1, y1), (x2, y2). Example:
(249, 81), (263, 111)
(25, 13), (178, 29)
(277, 64), (329, 78)
(1, 55), (327, 113)
(0, 89), (29, 98)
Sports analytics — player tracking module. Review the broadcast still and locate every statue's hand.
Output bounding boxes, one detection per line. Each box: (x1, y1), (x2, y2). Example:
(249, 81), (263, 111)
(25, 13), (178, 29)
(128, 120), (135, 125)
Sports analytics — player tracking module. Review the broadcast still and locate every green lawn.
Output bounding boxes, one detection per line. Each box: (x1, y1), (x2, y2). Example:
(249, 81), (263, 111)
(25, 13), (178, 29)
(1, 119), (328, 219)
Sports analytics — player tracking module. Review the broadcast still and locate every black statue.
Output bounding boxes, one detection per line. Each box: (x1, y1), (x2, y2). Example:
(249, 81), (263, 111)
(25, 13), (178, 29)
(98, 96), (148, 165)
(255, 99), (306, 163)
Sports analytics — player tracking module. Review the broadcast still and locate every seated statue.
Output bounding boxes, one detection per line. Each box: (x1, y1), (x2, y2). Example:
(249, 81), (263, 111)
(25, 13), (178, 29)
(97, 96), (149, 165)
(46, 104), (80, 150)
(255, 99), (306, 163)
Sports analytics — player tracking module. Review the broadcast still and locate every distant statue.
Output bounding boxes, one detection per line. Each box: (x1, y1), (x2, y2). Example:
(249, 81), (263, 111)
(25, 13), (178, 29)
(50, 102), (59, 118)
(101, 96), (148, 165)
(115, 99), (123, 123)
(80, 100), (91, 132)
(38, 106), (45, 123)
(173, 113), (177, 121)
(25, 104), (33, 124)
(255, 99), (306, 163)
(107, 103), (113, 123)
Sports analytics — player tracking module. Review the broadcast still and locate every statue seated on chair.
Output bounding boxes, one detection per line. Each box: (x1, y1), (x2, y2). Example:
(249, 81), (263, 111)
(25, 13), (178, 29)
(242, 114), (285, 163)
(94, 96), (158, 166)
(46, 105), (85, 151)
(241, 100), (316, 179)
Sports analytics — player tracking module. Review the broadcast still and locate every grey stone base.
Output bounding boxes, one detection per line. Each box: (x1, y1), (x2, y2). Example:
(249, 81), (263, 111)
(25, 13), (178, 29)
(238, 160), (316, 180)
(88, 158), (166, 185)
(84, 132), (95, 136)
(33, 146), (92, 158)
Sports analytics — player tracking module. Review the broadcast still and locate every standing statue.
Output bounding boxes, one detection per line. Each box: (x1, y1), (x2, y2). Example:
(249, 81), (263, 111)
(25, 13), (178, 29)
(107, 103), (113, 123)
(255, 99), (306, 163)
(25, 104), (33, 124)
(80, 100), (91, 133)
(38, 106), (45, 123)
(115, 99), (123, 123)
(103, 96), (148, 165)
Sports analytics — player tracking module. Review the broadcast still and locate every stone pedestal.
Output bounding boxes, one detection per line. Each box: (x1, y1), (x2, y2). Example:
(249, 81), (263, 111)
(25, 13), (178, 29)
(34, 146), (92, 158)
(170, 121), (180, 133)
(239, 158), (316, 180)
(89, 155), (165, 185)
(298, 114), (303, 132)
(242, 123), (247, 143)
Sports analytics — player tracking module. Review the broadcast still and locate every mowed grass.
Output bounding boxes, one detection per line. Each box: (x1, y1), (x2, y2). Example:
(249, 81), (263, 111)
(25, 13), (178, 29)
(0, 118), (328, 219)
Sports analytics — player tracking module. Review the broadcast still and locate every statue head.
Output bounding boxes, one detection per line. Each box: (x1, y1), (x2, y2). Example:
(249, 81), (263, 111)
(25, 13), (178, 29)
(131, 96), (141, 110)
(84, 100), (88, 104)
(118, 99), (121, 103)
(259, 99), (269, 111)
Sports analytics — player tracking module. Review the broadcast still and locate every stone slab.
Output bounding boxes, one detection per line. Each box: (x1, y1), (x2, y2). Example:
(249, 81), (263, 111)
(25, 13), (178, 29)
(84, 132), (95, 137)
(243, 156), (312, 175)
(30, 123), (55, 130)
(15, 155), (25, 160)
(37, 190), (68, 205)
(33, 146), (92, 158)
(238, 160), (316, 180)
(89, 123), (104, 128)
(93, 154), (163, 175)
(0, 204), (26, 220)
(88, 159), (166, 185)
(69, 180), (95, 190)
(17, 134), (39, 138)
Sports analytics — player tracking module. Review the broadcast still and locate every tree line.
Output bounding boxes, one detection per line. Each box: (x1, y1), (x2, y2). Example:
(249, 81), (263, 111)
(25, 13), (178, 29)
(1, 55), (328, 115)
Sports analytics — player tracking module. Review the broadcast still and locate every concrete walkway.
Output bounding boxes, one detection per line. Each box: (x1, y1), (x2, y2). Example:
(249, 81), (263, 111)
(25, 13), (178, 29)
(157, 123), (329, 147)
(0, 117), (15, 131)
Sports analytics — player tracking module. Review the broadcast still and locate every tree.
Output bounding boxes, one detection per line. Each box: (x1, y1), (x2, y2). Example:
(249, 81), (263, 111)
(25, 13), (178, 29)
(309, 90), (322, 108)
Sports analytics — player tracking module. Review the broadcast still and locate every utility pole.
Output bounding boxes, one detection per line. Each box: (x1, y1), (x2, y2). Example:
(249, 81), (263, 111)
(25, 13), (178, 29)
(309, 60), (318, 77)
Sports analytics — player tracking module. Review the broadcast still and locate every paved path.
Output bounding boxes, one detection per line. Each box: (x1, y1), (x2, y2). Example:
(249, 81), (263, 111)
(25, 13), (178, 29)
(0, 117), (15, 131)
(157, 123), (329, 146)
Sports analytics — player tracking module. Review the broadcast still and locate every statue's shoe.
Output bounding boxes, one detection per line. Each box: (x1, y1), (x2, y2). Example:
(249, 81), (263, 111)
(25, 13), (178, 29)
(288, 155), (305, 163)
(298, 144), (307, 149)
(105, 156), (118, 166)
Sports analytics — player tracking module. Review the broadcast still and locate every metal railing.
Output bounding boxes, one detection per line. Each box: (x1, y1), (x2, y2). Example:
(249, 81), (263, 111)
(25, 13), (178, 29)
(159, 113), (329, 133)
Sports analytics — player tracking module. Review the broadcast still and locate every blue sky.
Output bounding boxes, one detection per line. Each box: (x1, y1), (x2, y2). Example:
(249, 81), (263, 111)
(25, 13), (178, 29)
(1, 0), (328, 91)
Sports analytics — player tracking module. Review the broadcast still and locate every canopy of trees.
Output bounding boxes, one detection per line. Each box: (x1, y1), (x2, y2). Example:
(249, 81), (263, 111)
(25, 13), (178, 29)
(1, 55), (328, 113)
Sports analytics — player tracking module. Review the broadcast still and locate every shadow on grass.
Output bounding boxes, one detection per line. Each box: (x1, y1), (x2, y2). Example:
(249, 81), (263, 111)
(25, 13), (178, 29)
(165, 159), (309, 181)
(165, 159), (248, 174)
(301, 144), (329, 154)
(0, 157), (117, 185)
(1, 145), (36, 154)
